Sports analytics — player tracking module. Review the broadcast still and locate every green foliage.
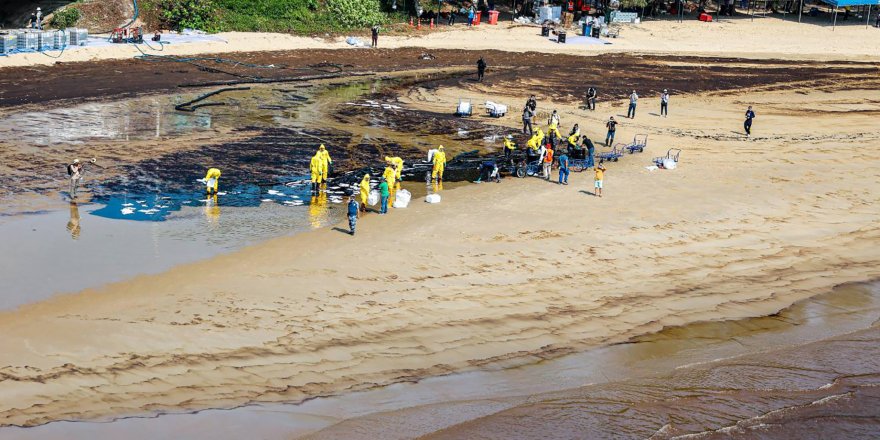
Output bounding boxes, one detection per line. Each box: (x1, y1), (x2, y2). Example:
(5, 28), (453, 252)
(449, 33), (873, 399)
(51, 7), (81, 28)
(326, 0), (386, 27)
(619, 0), (647, 8)
(145, 0), (219, 31)
(142, 0), (390, 33)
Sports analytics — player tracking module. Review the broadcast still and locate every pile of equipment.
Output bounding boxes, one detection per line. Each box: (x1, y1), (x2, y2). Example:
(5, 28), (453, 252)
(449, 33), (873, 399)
(0, 28), (85, 54)
(110, 26), (143, 44)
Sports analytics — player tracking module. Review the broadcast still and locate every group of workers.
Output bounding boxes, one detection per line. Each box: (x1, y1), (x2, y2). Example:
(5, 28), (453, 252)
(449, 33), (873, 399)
(309, 144), (334, 193)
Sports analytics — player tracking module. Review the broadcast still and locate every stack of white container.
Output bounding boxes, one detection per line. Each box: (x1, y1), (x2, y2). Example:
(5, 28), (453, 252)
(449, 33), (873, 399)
(0, 32), (16, 54)
(53, 29), (69, 49)
(35, 30), (55, 50)
(16, 31), (38, 51)
(67, 28), (88, 46)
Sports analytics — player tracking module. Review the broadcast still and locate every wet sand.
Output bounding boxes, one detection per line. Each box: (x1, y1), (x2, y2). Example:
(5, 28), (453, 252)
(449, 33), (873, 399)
(3, 281), (878, 439)
(0, 201), (336, 310)
(1, 80), (879, 428)
(312, 282), (880, 440)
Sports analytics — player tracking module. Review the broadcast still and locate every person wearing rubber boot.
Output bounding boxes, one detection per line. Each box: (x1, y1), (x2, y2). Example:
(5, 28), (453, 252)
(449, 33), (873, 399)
(431, 145), (446, 182)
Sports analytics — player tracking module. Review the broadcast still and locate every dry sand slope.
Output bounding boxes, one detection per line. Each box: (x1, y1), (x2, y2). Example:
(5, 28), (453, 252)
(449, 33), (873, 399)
(1, 85), (880, 427)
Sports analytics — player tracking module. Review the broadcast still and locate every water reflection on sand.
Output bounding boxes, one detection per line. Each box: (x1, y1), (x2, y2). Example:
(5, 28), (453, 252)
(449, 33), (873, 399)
(3, 282), (877, 440)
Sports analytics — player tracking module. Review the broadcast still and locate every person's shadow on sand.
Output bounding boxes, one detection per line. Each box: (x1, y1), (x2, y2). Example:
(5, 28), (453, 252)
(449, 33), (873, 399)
(331, 227), (352, 235)
(579, 189), (596, 196)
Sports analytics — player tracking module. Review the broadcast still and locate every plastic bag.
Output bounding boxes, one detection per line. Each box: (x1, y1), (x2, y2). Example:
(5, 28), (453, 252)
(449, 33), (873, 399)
(345, 37), (365, 47)
(425, 194), (441, 204)
(368, 189), (380, 206)
(662, 158), (677, 170)
(393, 189), (411, 208)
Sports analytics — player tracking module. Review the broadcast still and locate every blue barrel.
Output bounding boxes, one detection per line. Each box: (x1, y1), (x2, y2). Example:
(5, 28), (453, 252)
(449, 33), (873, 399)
(583, 23), (592, 37)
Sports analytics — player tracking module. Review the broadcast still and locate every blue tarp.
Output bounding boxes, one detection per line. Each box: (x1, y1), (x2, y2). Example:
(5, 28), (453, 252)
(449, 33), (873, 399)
(819, 0), (879, 7)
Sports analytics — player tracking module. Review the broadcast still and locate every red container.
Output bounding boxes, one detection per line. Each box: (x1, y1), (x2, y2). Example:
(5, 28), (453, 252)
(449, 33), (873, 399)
(488, 10), (500, 25)
(474, 11), (482, 25)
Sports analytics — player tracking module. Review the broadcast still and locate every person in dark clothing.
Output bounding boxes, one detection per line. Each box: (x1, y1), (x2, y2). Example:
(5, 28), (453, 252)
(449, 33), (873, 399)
(477, 160), (500, 183)
(582, 136), (596, 169)
(605, 116), (618, 146)
(347, 195), (360, 235)
(522, 106), (534, 135)
(448, 9), (457, 25)
(586, 87), (597, 110)
(744, 105), (756, 137)
(477, 57), (487, 82)
(371, 25), (380, 48)
(526, 95), (537, 112)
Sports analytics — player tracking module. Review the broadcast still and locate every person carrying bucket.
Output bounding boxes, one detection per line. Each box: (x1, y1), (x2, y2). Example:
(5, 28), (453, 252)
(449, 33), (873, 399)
(203, 168), (221, 194)
(431, 145), (446, 182)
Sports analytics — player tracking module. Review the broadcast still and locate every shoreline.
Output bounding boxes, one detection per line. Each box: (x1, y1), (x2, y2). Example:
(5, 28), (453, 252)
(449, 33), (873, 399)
(4, 279), (878, 438)
(2, 154), (879, 426)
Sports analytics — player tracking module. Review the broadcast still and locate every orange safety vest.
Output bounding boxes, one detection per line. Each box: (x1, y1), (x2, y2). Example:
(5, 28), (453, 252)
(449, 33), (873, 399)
(568, 1), (574, 11)
(544, 149), (554, 163)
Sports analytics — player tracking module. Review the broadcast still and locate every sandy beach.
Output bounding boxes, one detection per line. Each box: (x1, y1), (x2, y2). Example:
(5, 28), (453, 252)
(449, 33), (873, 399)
(1, 12), (880, 438)
(2, 14), (880, 70)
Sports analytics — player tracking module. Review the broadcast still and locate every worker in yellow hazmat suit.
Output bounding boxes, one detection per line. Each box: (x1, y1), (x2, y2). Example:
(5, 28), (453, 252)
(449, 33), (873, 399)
(204, 168), (221, 194)
(431, 145), (446, 182)
(318, 144), (332, 183)
(309, 152), (323, 193)
(382, 163), (397, 189)
(526, 134), (540, 150)
(567, 132), (580, 149)
(359, 174), (371, 212)
(385, 156), (404, 185)
(503, 136), (516, 158)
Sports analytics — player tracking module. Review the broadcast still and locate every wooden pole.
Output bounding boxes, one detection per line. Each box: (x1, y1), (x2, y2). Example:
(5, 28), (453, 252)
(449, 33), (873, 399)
(798, 0), (802, 22)
(868, 5), (872, 29)
(833, 8), (837, 31)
